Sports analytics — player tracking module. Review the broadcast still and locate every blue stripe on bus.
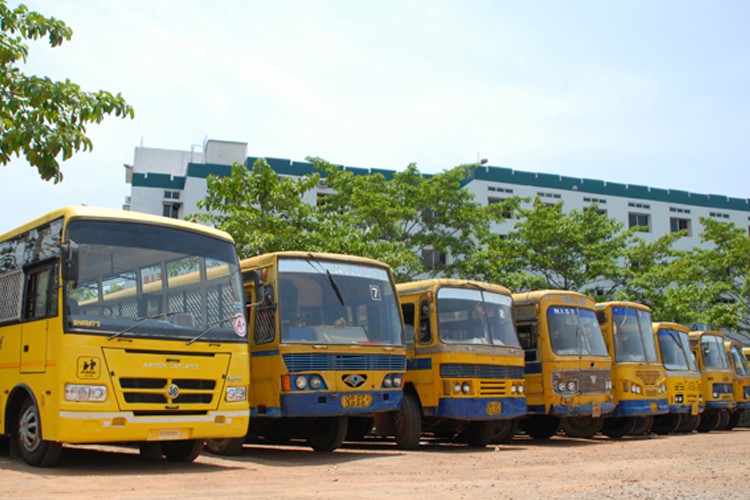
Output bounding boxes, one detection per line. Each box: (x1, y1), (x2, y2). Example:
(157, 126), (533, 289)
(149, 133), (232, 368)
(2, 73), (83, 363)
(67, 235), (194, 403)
(280, 390), (403, 417)
(550, 402), (616, 417)
(251, 350), (280, 358)
(407, 358), (433, 371)
(524, 362), (542, 374)
(435, 397), (526, 420)
(610, 398), (669, 417)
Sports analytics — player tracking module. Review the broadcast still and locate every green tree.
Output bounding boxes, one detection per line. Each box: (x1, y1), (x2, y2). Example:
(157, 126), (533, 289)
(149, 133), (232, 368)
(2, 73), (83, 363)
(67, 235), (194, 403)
(0, 1), (134, 182)
(189, 159), (321, 258)
(309, 158), (509, 281)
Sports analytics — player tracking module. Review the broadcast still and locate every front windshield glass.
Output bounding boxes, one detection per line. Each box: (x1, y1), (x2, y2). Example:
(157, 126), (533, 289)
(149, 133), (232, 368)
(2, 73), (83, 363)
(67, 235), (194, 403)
(729, 344), (750, 375)
(612, 307), (659, 363)
(700, 335), (729, 370)
(547, 307), (608, 356)
(65, 220), (245, 343)
(436, 287), (518, 346)
(658, 329), (697, 371)
(277, 257), (403, 346)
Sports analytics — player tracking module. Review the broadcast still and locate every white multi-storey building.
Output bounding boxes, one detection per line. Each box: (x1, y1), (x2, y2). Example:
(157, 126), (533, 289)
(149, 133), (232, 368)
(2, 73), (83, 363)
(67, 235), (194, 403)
(125, 138), (750, 256)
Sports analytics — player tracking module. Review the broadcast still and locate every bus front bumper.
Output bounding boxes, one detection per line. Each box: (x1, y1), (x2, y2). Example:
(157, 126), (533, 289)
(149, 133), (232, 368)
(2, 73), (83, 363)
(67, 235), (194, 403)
(280, 390), (402, 417)
(610, 398), (669, 417)
(434, 397), (526, 420)
(550, 402), (616, 417)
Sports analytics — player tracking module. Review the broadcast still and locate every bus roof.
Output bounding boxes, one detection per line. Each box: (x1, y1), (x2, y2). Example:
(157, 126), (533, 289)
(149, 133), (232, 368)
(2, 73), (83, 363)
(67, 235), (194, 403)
(595, 301), (652, 312)
(511, 289), (595, 308)
(0, 206), (234, 242)
(652, 322), (689, 333)
(240, 251), (394, 273)
(397, 278), (512, 297)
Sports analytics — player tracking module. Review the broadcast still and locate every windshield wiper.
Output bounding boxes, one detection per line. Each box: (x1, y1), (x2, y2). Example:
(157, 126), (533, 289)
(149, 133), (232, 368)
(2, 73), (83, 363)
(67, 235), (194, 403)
(187, 315), (235, 345)
(108, 311), (180, 341)
(306, 253), (345, 306)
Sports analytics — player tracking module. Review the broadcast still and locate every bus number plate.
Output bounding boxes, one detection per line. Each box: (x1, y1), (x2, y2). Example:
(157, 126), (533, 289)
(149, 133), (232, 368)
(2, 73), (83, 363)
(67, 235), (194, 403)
(592, 404), (601, 418)
(649, 402), (658, 412)
(342, 394), (372, 409)
(486, 402), (502, 416)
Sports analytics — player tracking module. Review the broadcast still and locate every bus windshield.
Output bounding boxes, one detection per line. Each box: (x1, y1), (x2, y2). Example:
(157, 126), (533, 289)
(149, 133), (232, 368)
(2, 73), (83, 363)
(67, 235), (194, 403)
(277, 257), (403, 346)
(729, 344), (750, 375)
(700, 335), (729, 370)
(547, 307), (608, 356)
(612, 307), (659, 363)
(436, 287), (518, 346)
(64, 220), (245, 343)
(658, 329), (698, 371)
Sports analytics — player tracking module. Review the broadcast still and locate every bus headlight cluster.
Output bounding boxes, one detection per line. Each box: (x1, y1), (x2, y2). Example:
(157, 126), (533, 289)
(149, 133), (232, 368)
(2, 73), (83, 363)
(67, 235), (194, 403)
(510, 382), (524, 395)
(225, 386), (247, 402)
(293, 374), (326, 391)
(552, 376), (578, 395)
(675, 394), (684, 404)
(65, 383), (107, 402)
(605, 379), (613, 391)
(630, 384), (642, 395)
(382, 373), (403, 388)
(451, 381), (472, 395)
(658, 383), (667, 394)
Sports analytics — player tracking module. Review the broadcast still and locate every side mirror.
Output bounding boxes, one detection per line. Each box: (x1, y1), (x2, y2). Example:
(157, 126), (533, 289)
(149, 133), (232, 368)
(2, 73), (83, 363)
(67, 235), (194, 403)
(60, 240), (79, 284)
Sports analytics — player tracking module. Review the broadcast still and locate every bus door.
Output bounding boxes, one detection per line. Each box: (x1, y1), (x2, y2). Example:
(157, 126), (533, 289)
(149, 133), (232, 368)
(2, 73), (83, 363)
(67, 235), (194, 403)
(20, 263), (56, 374)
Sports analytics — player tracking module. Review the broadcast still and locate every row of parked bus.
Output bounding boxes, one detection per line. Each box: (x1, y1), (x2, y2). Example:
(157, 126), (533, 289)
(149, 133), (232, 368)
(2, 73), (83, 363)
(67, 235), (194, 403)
(1, 207), (748, 467)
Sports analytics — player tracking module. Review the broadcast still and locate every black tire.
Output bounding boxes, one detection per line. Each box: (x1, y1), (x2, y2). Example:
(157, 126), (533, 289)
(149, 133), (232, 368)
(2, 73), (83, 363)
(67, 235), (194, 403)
(307, 416), (347, 452)
(346, 417), (374, 441)
(205, 437), (245, 456)
(715, 410), (731, 430)
(629, 416), (653, 436)
(696, 410), (720, 433)
(393, 391), (422, 450)
(601, 417), (637, 438)
(725, 411), (741, 430)
(675, 414), (700, 433)
(17, 397), (62, 467)
(521, 415), (560, 441)
(561, 416), (603, 439)
(491, 419), (520, 444)
(460, 421), (497, 448)
(651, 413), (681, 435)
(160, 439), (204, 462)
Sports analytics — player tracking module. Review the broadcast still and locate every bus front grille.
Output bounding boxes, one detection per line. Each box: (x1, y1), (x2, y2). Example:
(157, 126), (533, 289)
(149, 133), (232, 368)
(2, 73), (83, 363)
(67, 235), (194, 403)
(117, 377), (217, 407)
(283, 353), (406, 373)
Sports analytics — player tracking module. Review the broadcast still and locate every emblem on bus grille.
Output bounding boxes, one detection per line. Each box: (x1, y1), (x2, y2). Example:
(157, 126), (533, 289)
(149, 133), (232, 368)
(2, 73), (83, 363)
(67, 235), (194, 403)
(590, 375), (597, 384)
(167, 384), (180, 399)
(343, 374), (366, 388)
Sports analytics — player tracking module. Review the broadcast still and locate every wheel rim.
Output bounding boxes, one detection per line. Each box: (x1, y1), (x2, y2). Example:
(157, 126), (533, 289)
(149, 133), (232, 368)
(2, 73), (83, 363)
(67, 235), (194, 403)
(19, 404), (41, 452)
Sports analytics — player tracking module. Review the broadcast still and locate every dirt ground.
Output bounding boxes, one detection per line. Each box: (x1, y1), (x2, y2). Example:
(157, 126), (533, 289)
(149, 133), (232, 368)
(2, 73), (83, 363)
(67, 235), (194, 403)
(2, 428), (749, 499)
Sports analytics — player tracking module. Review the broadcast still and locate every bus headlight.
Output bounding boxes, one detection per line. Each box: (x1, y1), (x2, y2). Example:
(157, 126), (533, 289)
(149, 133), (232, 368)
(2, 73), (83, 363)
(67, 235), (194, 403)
(309, 375), (323, 390)
(566, 381), (577, 392)
(225, 386), (247, 402)
(392, 374), (403, 388)
(659, 384), (666, 394)
(518, 384), (524, 394)
(557, 381), (566, 392)
(461, 382), (471, 394)
(65, 384), (107, 402)
(295, 375), (308, 390)
(453, 382), (462, 394)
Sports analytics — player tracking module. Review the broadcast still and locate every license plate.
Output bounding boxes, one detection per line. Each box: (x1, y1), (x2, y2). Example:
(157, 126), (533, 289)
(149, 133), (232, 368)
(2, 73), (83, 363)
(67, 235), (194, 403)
(691, 405), (698, 416)
(342, 394), (372, 409)
(649, 402), (658, 412)
(592, 403), (601, 418)
(150, 429), (188, 441)
(486, 402), (502, 416)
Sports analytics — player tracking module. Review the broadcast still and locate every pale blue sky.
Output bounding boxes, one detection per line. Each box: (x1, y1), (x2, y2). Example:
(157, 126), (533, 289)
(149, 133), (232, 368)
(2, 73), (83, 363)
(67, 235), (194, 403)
(2, 0), (749, 233)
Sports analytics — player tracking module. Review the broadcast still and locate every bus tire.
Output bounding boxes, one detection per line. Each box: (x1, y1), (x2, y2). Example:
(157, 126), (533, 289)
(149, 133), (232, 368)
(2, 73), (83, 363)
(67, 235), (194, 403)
(393, 391), (422, 450)
(160, 439), (204, 462)
(16, 397), (62, 467)
(346, 417), (374, 441)
(205, 437), (245, 456)
(651, 413), (681, 435)
(629, 416), (653, 436)
(725, 411), (741, 430)
(601, 417), (636, 438)
(307, 416), (347, 452)
(675, 414), (700, 433)
(715, 410), (731, 430)
(522, 415), (560, 441)
(460, 421), (497, 448)
(491, 419), (519, 444)
(562, 416), (603, 438)
(696, 410), (720, 433)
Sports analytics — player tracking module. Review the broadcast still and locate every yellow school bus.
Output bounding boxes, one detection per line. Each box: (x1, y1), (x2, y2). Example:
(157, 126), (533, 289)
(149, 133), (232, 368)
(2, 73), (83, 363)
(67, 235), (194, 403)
(207, 251), (406, 454)
(596, 302), (668, 437)
(384, 279), (526, 448)
(651, 322), (702, 434)
(0, 207), (249, 467)
(723, 339), (750, 430)
(513, 290), (613, 440)
(688, 330), (734, 432)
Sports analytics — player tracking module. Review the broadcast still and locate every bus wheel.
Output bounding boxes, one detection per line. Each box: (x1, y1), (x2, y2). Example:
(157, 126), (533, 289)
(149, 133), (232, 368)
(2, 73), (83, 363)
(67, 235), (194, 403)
(601, 417), (636, 438)
(491, 419), (519, 444)
(307, 416), (347, 452)
(629, 416), (653, 436)
(725, 411), (741, 430)
(205, 437), (245, 456)
(651, 414), (680, 435)
(460, 421), (497, 448)
(675, 414), (700, 433)
(522, 415), (560, 441)
(561, 416), (603, 438)
(346, 417), (374, 441)
(715, 411), (731, 430)
(696, 410), (720, 433)
(160, 439), (204, 462)
(17, 397), (62, 467)
(393, 392), (422, 450)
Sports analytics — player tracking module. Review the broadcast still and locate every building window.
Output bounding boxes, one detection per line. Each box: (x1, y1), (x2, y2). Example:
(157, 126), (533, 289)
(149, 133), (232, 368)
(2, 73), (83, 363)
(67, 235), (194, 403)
(628, 202), (651, 209)
(709, 211), (730, 220)
(163, 190), (181, 200)
(421, 248), (447, 270)
(583, 197), (607, 205)
(670, 217), (691, 236)
(488, 186), (514, 194)
(488, 197), (514, 219)
(628, 213), (651, 232)
(537, 191), (561, 200)
(163, 203), (180, 219)
(669, 207), (691, 214)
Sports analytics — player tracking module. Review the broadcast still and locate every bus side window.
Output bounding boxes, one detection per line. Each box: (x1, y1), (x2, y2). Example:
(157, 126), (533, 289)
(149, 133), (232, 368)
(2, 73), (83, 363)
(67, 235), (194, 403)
(24, 263), (57, 320)
(516, 322), (538, 362)
(418, 301), (432, 344)
(254, 284), (276, 345)
(401, 303), (416, 345)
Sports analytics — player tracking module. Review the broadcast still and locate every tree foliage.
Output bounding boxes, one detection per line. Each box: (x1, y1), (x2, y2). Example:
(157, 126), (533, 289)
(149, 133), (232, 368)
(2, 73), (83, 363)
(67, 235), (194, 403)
(0, 1), (134, 182)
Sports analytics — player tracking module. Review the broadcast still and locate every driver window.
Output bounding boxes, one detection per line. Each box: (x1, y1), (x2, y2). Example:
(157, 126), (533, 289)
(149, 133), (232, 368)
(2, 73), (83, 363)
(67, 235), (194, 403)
(418, 300), (432, 344)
